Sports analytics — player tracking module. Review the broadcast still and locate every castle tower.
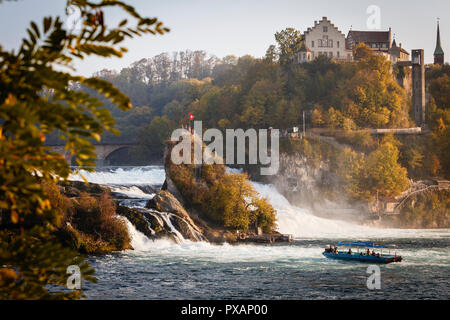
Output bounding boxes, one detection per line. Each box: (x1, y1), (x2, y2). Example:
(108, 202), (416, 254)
(434, 19), (444, 65)
(412, 49), (425, 125)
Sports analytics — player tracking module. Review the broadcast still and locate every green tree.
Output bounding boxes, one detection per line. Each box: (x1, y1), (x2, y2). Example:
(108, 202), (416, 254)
(138, 116), (175, 159)
(0, 0), (168, 299)
(264, 44), (278, 63)
(274, 28), (303, 65)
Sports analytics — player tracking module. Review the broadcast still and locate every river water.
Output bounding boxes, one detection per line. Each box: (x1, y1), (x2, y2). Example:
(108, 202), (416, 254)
(70, 166), (450, 300)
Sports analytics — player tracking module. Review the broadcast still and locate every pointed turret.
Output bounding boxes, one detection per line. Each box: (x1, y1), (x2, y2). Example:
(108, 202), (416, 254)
(434, 19), (444, 65)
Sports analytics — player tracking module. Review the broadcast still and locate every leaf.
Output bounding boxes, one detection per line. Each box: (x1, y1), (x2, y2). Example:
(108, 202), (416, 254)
(119, 19), (128, 27)
(31, 21), (41, 39)
(11, 211), (19, 224)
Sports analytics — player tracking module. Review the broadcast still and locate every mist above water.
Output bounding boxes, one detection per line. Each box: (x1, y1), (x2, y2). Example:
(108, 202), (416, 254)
(70, 166), (449, 241)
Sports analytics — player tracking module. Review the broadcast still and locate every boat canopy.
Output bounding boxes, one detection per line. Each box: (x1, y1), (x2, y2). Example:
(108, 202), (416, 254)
(337, 241), (388, 248)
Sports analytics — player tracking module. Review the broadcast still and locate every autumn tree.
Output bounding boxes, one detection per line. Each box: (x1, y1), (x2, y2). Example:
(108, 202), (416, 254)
(0, 0), (169, 299)
(353, 42), (373, 61)
(366, 138), (409, 198)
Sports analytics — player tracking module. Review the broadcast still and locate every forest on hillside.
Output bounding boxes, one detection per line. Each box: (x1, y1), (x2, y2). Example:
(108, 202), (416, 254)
(49, 30), (449, 179)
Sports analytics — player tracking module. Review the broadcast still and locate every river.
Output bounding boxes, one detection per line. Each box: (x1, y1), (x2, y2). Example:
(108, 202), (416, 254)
(69, 166), (450, 300)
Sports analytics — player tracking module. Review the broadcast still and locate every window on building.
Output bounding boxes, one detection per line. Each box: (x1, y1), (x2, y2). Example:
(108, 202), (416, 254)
(322, 35), (328, 47)
(337, 41), (340, 48)
(312, 41), (314, 48)
(303, 53), (306, 60)
(337, 51), (340, 58)
(323, 26), (328, 32)
(329, 52), (333, 58)
(318, 39), (322, 47)
(329, 40), (333, 48)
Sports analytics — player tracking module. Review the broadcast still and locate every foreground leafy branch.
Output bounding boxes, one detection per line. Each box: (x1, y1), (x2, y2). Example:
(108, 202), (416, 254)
(0, 0), (169, 299)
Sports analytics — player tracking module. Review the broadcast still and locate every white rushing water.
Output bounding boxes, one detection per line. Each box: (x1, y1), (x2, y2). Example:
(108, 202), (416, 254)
(69, 166), (165, 186)
(71, 166), (450, 243)
(77, 167), (449, 301)
(109, 186), (155, 199)
(253, 182), (450, 239)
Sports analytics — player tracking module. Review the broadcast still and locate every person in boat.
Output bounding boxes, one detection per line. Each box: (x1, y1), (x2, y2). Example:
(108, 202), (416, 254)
(348, 248), (352, 255)
(372, 250), (376, 256)
(366, 249), (370, 256)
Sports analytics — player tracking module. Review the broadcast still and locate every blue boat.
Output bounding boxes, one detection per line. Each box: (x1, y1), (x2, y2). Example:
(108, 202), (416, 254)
(323, 241), (402, 264)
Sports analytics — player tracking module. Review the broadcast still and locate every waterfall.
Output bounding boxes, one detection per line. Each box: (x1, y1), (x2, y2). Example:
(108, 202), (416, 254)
(253, 182), (393, 239)
(72, 166), (450, 245)
(159, 212), (186, 244)
(122, 218), (156, 250)
(69, 166), (165, 186)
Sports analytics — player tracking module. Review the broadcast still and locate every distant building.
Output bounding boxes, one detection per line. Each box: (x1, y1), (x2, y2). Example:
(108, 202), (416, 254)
(347, 28), (392, 52)
(434, 20), (444, 65)
(389, 39), (410, 63)
(297, 17), (410, 64)
(346, 28), (410, 63)
(298, 17), (352, 63)
(296, 42), (313, 63)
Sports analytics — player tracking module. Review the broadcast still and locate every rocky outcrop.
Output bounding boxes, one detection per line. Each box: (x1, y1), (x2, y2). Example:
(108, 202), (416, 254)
(60, 180), (206, 244)
(59, 180), (111, 197)
(146, 190), (205, 241)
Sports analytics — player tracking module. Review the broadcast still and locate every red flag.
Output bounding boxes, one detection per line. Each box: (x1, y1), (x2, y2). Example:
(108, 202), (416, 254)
(189, 114), (194, 121)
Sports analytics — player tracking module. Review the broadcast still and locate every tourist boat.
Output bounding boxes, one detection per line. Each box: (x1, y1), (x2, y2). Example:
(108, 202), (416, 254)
(323, 241), (402, 264)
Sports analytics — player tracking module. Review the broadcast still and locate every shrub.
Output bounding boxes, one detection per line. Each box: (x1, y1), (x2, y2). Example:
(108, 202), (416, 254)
(169, 159), (277, 233)
(70, 193), (131, 252)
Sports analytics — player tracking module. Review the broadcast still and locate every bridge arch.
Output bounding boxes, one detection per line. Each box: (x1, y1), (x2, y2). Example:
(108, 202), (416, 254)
(104, 145), (136, 166)
(49, 143), (137, 166)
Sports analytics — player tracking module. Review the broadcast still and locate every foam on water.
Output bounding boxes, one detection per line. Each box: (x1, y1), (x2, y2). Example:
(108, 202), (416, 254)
(73, 166), (449, 242)
(110, 186), (155, 199)
(253, 182), (450, 240)
(123, 220), (450, 268)
(69, 166), (165, 186)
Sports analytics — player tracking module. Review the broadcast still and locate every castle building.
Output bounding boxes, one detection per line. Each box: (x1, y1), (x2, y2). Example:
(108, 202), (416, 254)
(389, 39), (410, 63)
(346, 28), (410, 63)
(434, 20), (444, 65)
(297, 17), (352, 63)
(296, 17), (410, 64)
(347, 28), (392, 53)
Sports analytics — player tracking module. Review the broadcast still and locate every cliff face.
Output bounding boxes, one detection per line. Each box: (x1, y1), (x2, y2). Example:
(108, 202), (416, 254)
(248, 151), (371, 222)
(273, 153), (334, 208)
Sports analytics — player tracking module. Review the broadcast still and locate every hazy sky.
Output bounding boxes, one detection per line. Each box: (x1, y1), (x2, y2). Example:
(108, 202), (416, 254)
(1, 0), (448, 76)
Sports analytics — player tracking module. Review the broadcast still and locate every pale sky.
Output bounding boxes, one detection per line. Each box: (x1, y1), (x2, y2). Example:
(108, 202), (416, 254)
(0, 0), (448, 76)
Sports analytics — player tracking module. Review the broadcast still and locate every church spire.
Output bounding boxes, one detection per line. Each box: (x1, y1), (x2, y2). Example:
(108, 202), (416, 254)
(434, 18), (444, 65)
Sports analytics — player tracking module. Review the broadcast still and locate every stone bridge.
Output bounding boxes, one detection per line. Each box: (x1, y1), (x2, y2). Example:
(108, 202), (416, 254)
(49, 143), (136, 166)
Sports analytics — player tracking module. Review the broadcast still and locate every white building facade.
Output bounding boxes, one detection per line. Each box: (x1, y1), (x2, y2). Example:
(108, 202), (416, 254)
(300, 17), (352, 62)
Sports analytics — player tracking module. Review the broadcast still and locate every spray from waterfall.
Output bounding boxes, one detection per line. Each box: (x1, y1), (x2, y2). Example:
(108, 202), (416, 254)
(71, 166), (445, 243)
